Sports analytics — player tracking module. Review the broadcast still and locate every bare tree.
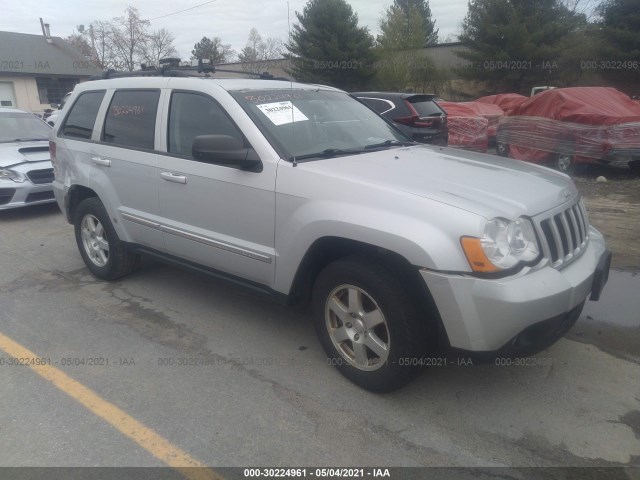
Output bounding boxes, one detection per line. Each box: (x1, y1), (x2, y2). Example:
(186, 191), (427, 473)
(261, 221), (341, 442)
(141, 28), (178, 66)
(237, 27), (284, 73)
(562, 0), (598, 18)
(110, 6), (150, 71)
(90, 20), (116, 70)
(65, 33), (93, 58)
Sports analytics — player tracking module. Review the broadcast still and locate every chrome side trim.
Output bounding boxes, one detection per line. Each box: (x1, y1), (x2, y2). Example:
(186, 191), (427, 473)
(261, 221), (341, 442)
(159, 224), (272, 264)
(120, 212), (272, 264)
(121, 212), (161, 229)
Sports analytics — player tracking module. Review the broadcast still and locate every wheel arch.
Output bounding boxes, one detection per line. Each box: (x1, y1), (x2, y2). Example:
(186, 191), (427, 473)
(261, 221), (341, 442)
(286, 236), (448, 347)
(66, 184), (99, 224)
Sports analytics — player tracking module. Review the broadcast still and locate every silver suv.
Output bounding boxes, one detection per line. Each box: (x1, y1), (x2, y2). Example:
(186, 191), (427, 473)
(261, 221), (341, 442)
(51, 75), (611, 392)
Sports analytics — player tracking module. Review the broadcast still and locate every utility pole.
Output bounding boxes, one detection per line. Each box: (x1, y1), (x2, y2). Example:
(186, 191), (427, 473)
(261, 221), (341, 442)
(89, 24), (98, 68)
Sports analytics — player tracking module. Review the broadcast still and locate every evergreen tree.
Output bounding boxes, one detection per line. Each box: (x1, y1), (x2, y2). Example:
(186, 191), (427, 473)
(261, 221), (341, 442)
(393, 0), (439, 46)
(191, 36), (235, 65)
(596, 0), (640, 92)
(376, 3), (440, 91)
(285, 0), (376, 90)
(456, 0), (583, 93)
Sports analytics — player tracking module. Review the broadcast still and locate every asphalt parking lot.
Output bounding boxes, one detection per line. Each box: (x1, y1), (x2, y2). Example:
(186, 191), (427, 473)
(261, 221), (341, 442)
(1, 203), (639, 476)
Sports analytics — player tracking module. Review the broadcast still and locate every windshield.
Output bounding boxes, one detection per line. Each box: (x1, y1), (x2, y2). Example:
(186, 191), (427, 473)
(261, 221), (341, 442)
(0, 112), (51, 143)
(231, 89), (410, 161)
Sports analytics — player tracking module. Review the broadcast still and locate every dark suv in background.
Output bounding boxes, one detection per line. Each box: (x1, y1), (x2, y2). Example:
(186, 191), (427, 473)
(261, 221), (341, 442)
(352, 92), (448, 145)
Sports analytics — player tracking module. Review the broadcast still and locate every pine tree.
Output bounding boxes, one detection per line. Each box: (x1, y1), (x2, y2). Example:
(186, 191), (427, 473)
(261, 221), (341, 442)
(456, 0), (583, 93)
(191, 36), (234, 65)
(285, 0), (376, 90)
(596, 0), (640, 92)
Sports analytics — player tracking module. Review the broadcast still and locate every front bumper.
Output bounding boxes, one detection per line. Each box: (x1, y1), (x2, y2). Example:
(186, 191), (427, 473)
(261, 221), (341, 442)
(0, 181), (55, 210)
(421, 226), (608, 352)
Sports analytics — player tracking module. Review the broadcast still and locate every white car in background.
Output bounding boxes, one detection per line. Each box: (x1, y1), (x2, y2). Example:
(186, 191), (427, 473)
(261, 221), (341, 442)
(46, 92), (72, 127)
(0, 108), (55, 209)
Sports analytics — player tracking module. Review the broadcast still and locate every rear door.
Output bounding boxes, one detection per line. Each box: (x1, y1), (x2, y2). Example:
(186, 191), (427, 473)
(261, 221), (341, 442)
(55, 90), (106, 210)
(157, 90), (276, 286)
(91, 89), (164, 251)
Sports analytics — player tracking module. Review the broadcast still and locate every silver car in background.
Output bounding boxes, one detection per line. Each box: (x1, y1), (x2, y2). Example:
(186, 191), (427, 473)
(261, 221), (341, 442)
(0, 108), (55, 210)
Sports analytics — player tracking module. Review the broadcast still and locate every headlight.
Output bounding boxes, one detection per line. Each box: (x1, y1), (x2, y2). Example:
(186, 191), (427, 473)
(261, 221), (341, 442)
(0, 169), (25, 183)
(461, 217), (540, 273)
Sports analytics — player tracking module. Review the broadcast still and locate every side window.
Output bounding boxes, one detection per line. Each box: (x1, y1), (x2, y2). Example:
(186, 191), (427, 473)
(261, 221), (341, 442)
(168, 92), (244, 158)
(360, 98), (391, 114)
(61, 91), (105, 139)
(103, 90), (160, 149)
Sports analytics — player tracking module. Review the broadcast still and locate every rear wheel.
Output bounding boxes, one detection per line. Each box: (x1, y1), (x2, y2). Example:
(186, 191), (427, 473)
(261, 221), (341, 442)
(74, 197), (139, 280)
(496, 142), (509, 157)
(312, 256), (435, 392)
(554, 152), (575, 174)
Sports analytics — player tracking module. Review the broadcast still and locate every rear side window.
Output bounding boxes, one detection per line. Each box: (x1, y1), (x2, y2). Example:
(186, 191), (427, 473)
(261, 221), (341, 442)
(360, 98), (393, 114)
(61, 91), (105, 139)
(168, 92), (243, 158)
(103, 90), (160, 150)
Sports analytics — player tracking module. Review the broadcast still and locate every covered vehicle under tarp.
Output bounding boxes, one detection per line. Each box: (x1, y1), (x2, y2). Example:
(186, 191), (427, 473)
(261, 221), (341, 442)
(476, 93), (527, 114)
(496, 87), (640, 168)
(437, 101), (489, 152)
(460, 102), (504, 143)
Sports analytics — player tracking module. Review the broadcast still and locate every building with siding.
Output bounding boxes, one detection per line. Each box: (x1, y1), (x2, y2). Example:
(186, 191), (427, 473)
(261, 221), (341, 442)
(0, 31), (100, 114)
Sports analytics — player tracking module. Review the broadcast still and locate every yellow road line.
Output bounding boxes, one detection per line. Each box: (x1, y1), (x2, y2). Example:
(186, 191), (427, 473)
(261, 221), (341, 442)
(0, 331), (222, 480)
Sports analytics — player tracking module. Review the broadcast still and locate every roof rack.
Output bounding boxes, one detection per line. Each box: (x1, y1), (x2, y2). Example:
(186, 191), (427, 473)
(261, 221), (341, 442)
(89, 58), (289, 81)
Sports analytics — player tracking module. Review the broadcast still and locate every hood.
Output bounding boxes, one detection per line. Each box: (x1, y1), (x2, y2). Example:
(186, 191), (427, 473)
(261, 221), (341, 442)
(0, 140), (50, 168)
(300, 145), (577, 219)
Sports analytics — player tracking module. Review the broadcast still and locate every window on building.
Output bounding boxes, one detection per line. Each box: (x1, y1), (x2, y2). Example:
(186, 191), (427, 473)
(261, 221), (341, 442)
(36, 77), (80, 105)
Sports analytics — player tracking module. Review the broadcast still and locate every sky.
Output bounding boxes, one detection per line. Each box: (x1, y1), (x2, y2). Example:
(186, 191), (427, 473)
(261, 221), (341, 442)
(0, 0), (468, 61)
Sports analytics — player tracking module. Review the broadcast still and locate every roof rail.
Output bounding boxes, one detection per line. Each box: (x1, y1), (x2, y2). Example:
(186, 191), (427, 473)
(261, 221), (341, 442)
(89, 58), (290, 81)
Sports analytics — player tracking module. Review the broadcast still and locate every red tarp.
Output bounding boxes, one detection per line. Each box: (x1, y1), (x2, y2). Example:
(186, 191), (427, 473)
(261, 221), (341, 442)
(476, 93), (528, 114)
(497, 87), (640, 164)
(460, 102), (503, 141)
(437, 101), (489, 152)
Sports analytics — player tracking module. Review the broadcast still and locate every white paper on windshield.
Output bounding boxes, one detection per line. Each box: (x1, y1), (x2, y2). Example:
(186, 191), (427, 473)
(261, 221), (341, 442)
(256, 101), (309, 126)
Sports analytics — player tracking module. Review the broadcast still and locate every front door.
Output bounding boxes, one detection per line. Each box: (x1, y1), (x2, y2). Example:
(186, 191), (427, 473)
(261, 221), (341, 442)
(157, 91), (276, 286)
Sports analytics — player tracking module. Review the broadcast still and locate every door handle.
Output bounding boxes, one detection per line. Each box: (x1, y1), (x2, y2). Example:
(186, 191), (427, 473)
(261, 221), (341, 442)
(91, 156), (111, 167)
(161, 171), (187, 184)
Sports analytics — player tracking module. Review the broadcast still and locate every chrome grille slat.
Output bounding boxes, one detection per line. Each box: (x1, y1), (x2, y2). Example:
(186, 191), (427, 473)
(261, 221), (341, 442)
(548, 218), (564, 264)
(567, 208), (581, 250)
(562, 210), (577, 251)
(572, 205), (585, 245)
(536, 198), (589, 269)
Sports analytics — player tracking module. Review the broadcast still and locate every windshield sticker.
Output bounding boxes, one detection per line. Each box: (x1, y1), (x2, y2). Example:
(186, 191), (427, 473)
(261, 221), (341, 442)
(256, 101), (309, 126)
(244, 93), (304, 103)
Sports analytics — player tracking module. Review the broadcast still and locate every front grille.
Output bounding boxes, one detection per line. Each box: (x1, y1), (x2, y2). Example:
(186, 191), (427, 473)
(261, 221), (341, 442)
(537, 200), (589, 268)
(27, 168), (54, 184)
(0, 188), (16, 205)
(25, 190), (55, 203)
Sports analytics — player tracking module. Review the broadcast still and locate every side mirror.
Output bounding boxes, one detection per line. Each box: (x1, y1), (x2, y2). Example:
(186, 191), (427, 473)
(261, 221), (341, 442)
(192, 135), (262, 172)
(49, 103), (59, 110)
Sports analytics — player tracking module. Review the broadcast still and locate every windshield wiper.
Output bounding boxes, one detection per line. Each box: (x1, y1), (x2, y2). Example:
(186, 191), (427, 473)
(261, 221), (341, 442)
(292, 148), (363, 161)
(364, 140), (416, 149)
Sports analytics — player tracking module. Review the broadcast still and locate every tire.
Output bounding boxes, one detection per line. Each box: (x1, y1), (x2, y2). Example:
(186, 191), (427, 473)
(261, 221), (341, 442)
(311, 255), (435, 392)
(496, 142), (509, 157)
(74, 197), (138, 280)
(554, 151), (575, 175)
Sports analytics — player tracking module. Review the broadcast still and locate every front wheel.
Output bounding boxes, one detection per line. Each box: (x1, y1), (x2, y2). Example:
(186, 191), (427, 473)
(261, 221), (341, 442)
(312, 256), (435, 392)
(74, 197), (139, 280)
